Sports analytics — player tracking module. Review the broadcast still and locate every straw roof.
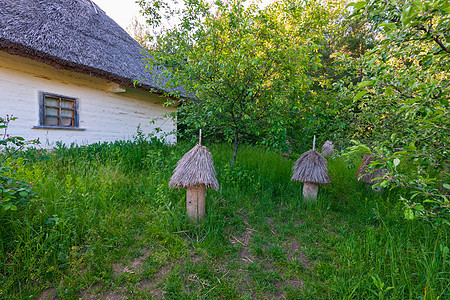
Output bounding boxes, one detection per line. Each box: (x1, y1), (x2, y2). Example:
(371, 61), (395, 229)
(356, 154), (386, 184)
(169, 144), (219, 190)
(0, 0), (170, 93)
(322, 140), (334, 157)
(291, 149), (331, 184)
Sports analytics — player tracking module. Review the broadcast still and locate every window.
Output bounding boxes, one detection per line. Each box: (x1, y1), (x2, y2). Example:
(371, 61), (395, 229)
(35, 92), (82, 129)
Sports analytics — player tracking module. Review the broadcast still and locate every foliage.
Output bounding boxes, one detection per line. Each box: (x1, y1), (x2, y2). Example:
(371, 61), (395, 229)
(0, 115), (39, 214)
(333, 11), (377, 58)
(266, 0), (379, 153)
(0, 163), (36, 212)
(139, 0), (339, 163)
(338, 0), (450, 222)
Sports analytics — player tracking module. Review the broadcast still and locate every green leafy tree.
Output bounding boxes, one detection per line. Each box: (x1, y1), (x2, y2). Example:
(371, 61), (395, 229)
(342, 0), (450, 222)
(139, 0), (335, 164)
(279, 0), (378, 152)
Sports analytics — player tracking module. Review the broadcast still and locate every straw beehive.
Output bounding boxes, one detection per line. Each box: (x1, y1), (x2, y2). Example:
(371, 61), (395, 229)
(169, 142), (218, 220)
(291, 136), (331, 200)
(356, 154), (386, 191)
(321, 140), (334, 157)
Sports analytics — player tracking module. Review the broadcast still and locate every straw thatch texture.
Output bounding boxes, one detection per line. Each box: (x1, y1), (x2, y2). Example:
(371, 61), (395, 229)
(291, 149), (331, 184)
(0, 0), (172, 93)
(321, 140), (334, 157)
(169, 144), (219, 190)
(356, 154), (386, 184)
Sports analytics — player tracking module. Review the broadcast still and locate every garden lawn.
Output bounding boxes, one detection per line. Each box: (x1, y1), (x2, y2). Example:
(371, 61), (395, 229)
(0, 141), (448, 299)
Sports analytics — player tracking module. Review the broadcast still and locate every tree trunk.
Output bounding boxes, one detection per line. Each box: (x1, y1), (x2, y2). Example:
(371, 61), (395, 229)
(231, 130), (240, 166)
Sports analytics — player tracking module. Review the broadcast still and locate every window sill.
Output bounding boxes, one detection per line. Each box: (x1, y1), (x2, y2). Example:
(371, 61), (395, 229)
(32, 126), (86, 131)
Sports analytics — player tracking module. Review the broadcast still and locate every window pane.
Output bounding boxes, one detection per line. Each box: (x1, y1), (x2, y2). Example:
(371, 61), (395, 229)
(44, 116), (58, 126)
(42, 94), (78, 127)
(45, 107), (58, 116)
(61, 100), (74, 109)
(61, 117), (73, 126)
(61, 109), (74, 118)
(45, 97), (58, 107)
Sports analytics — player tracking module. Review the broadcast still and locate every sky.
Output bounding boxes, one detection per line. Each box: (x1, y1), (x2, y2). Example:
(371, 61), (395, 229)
(93, 0), (142, 31)
(93, 0), (273, 32)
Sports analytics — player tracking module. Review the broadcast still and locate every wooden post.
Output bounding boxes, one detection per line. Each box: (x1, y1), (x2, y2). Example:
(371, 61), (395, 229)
(186, 184), (206, 220)
(303, 182), (318, 200)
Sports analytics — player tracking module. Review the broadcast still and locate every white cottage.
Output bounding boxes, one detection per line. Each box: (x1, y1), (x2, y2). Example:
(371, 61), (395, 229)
(0, 0), (176, 147)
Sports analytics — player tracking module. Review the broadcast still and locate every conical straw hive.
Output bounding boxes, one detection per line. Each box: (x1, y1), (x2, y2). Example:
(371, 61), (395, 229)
(291, 149), (331, 185)
(169, 144), (219, 190)
(291, 136), (331, 200)
(356, 154), (386, 191)
(321, 140), (334, 157)
(169, 134), (218, 220)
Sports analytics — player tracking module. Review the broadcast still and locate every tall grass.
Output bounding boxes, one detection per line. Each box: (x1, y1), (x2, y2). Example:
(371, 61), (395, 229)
(0, 141), (448, 299)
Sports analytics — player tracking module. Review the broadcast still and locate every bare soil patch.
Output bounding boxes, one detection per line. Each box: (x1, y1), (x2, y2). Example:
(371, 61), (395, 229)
(36, 288), (57, 300)
(286, 237), (310, 269)
(113, 248), (152, 275)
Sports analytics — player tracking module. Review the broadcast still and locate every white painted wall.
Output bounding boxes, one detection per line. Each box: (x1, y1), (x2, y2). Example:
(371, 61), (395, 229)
(0, 51), (176, 148)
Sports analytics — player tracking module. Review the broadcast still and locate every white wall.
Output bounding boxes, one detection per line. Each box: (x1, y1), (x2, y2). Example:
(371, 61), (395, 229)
(0, 51), (176, 148)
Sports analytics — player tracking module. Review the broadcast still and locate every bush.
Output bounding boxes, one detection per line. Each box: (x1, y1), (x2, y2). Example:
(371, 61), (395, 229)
(0, 115), (39, 213)
(0, 164), (36, 212)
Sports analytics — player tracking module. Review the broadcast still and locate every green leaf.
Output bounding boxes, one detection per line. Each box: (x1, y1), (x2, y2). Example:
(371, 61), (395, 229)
(412, 205), (424, 211)
(354, 91), (368, 101)
(352, 1), (367, 11)
(385, 87), (394, 96)
(443, 184), (450, 190)
(357, 144), (371, 154)
(19, 191), (29, 197)
(405, 208), (414, 220)
(358, 80), (374, 88)
(401, 4), (419, 27)
(423, 200), (440, 204)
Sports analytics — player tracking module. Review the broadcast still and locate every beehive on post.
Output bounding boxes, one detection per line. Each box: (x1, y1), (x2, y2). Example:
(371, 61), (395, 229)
(321, 140), (334, 157)
(291, 136), (331, 200)
(169, 132), (218, 220)
(356, 154), (386, 192)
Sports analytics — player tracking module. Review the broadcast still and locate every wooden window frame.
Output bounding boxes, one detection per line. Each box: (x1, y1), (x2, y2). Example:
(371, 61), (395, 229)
(33, 92), (85, 130)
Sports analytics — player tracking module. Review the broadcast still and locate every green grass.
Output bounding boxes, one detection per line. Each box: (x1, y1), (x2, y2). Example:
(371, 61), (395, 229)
(0, 141), (448, 299)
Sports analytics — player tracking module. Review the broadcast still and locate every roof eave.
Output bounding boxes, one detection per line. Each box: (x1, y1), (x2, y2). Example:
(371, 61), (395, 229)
(0, 38), (165, 94)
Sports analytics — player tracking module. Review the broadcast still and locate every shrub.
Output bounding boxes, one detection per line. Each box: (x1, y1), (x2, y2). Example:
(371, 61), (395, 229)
(0, 115), (39, 213)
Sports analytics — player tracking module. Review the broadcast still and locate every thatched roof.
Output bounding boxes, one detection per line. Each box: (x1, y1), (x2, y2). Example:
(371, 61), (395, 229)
(322, 140), (334, 157)
(0, 0), (169, 93)
(356, 154), (386, 184)
(169, 144), (219, 190)
(291, 149), (331, 184)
